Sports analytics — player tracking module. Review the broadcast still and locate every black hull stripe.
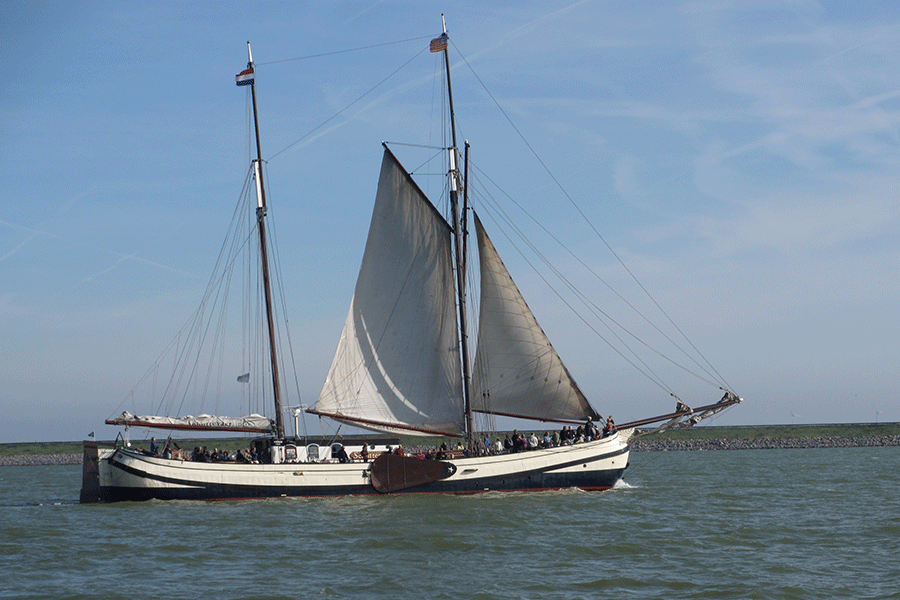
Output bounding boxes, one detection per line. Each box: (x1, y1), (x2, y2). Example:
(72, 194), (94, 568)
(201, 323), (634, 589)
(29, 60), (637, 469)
(99, 469), (627, 502)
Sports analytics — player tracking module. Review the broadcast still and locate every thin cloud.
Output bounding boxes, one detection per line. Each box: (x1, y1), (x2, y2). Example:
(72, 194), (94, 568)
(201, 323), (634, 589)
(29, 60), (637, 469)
(0, 221), (63, 263)
(0, 232), (38, 264)
(80, 252), (195, 284)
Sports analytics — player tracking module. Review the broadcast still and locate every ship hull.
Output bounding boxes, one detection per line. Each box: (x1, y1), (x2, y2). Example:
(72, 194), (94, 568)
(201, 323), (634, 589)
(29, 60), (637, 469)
(81, 431), (631, 502)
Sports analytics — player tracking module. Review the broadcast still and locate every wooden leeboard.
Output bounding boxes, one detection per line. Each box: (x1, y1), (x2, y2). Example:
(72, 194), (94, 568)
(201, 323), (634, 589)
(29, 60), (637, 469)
(369, 453), (456, 493)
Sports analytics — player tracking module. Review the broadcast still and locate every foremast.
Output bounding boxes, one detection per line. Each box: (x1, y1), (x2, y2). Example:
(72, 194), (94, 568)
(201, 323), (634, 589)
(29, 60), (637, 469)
(435, 17), (475, 449)
(237, 42), (285, 439)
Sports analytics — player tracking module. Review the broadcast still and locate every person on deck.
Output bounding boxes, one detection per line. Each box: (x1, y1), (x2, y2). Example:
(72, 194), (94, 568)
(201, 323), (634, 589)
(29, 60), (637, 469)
(149, 437), (158, 456)
(512, 430), (524, 452)
(603, 416), (617, 437)
(161, 436), (173, 459)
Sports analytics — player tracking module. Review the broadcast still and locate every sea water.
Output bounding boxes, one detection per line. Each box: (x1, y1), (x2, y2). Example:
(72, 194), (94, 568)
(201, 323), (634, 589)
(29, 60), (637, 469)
(1, 447), (897, 599)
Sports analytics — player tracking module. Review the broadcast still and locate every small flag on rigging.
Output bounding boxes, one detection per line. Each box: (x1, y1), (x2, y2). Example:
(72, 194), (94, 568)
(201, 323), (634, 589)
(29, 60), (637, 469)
(235, 66), (255, 86)
(430, 33), (448, 53)
(237, 372), (250, 383)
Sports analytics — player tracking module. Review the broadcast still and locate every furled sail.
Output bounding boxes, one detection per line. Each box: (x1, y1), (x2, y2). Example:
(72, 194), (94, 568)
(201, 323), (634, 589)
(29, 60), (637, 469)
(471, 213), (597, 422)
(106, 411), (274, 433)
(311, 148), (465, 435)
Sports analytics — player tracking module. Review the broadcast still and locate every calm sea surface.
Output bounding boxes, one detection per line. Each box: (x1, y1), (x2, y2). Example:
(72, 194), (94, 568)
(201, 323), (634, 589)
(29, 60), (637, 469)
(1, 447), (898, 599)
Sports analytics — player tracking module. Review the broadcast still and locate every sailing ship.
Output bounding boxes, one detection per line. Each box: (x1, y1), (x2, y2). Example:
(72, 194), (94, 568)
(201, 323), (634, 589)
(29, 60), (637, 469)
(81, 27), (740, 503)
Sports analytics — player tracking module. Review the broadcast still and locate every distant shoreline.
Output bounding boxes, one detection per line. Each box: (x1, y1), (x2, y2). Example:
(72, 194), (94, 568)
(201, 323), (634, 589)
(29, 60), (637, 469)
(2, 433), (898, 466)
(0, 454), (82, 467)
(630, 434), (900, 452)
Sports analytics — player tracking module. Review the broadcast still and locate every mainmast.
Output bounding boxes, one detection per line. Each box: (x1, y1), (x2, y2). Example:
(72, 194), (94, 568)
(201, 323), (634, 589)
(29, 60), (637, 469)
(237, 42), (285, 439)
(434, 17), (475, 447)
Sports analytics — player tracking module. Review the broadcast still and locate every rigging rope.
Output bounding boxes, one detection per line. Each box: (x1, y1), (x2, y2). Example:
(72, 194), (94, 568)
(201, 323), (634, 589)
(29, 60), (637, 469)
(112, 167), (258, 423)
(469, 163), (727, 390)
(257, 35), (434, 65)
(258, 160), (307, 432)
(267, 47), (428, 161)
(449, 39), (733, 393)
(474, 202), (675, 396)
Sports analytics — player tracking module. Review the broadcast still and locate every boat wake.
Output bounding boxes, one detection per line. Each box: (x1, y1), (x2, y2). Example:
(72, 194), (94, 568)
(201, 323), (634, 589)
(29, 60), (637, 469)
(613, 479), (638, 490)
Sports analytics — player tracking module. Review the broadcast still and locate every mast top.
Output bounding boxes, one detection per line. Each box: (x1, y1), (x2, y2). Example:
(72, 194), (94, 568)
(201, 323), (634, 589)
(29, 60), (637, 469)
(246, 41), (253, 65)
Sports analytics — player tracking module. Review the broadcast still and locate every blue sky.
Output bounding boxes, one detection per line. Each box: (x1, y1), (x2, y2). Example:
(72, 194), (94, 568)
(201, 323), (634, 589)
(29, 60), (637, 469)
(2, 1), (898, 442)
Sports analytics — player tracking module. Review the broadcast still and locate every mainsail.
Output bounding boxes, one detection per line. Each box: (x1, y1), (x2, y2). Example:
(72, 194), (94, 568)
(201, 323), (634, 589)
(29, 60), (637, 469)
(471, 213), (597, 423)
(311, 149), (465, 435)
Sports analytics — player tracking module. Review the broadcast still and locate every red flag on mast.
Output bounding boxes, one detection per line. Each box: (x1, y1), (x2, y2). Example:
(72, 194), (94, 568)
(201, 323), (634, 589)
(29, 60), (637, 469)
(235, 66), (254, 86)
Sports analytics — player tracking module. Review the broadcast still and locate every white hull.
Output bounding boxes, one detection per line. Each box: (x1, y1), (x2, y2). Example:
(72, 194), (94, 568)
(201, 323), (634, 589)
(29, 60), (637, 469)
(81, 430), (632, 502)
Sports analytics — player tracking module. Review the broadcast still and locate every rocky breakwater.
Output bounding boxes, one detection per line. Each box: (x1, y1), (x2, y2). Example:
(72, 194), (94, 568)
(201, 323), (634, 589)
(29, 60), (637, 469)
(631, 435), (900, 452)
(0, 454), (82, 467)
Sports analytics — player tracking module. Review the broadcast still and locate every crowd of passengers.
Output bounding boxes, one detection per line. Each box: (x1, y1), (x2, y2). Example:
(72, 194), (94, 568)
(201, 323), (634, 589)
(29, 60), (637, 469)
(140, 415), (616, 463)
(186, 445), (259, 463)
(357, 415), (618, 462)
(501, 415), (616, 452)
(141, 437), (260, 463)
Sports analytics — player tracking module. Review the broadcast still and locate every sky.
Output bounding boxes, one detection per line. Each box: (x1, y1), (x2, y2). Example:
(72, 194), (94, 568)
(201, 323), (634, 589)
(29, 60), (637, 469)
(2, 1), (899, 443)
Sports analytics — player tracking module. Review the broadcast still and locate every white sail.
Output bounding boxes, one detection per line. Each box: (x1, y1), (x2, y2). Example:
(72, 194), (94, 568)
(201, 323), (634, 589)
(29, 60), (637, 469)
(312, 149), (465, 435)
(471, 213), (597, 422)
